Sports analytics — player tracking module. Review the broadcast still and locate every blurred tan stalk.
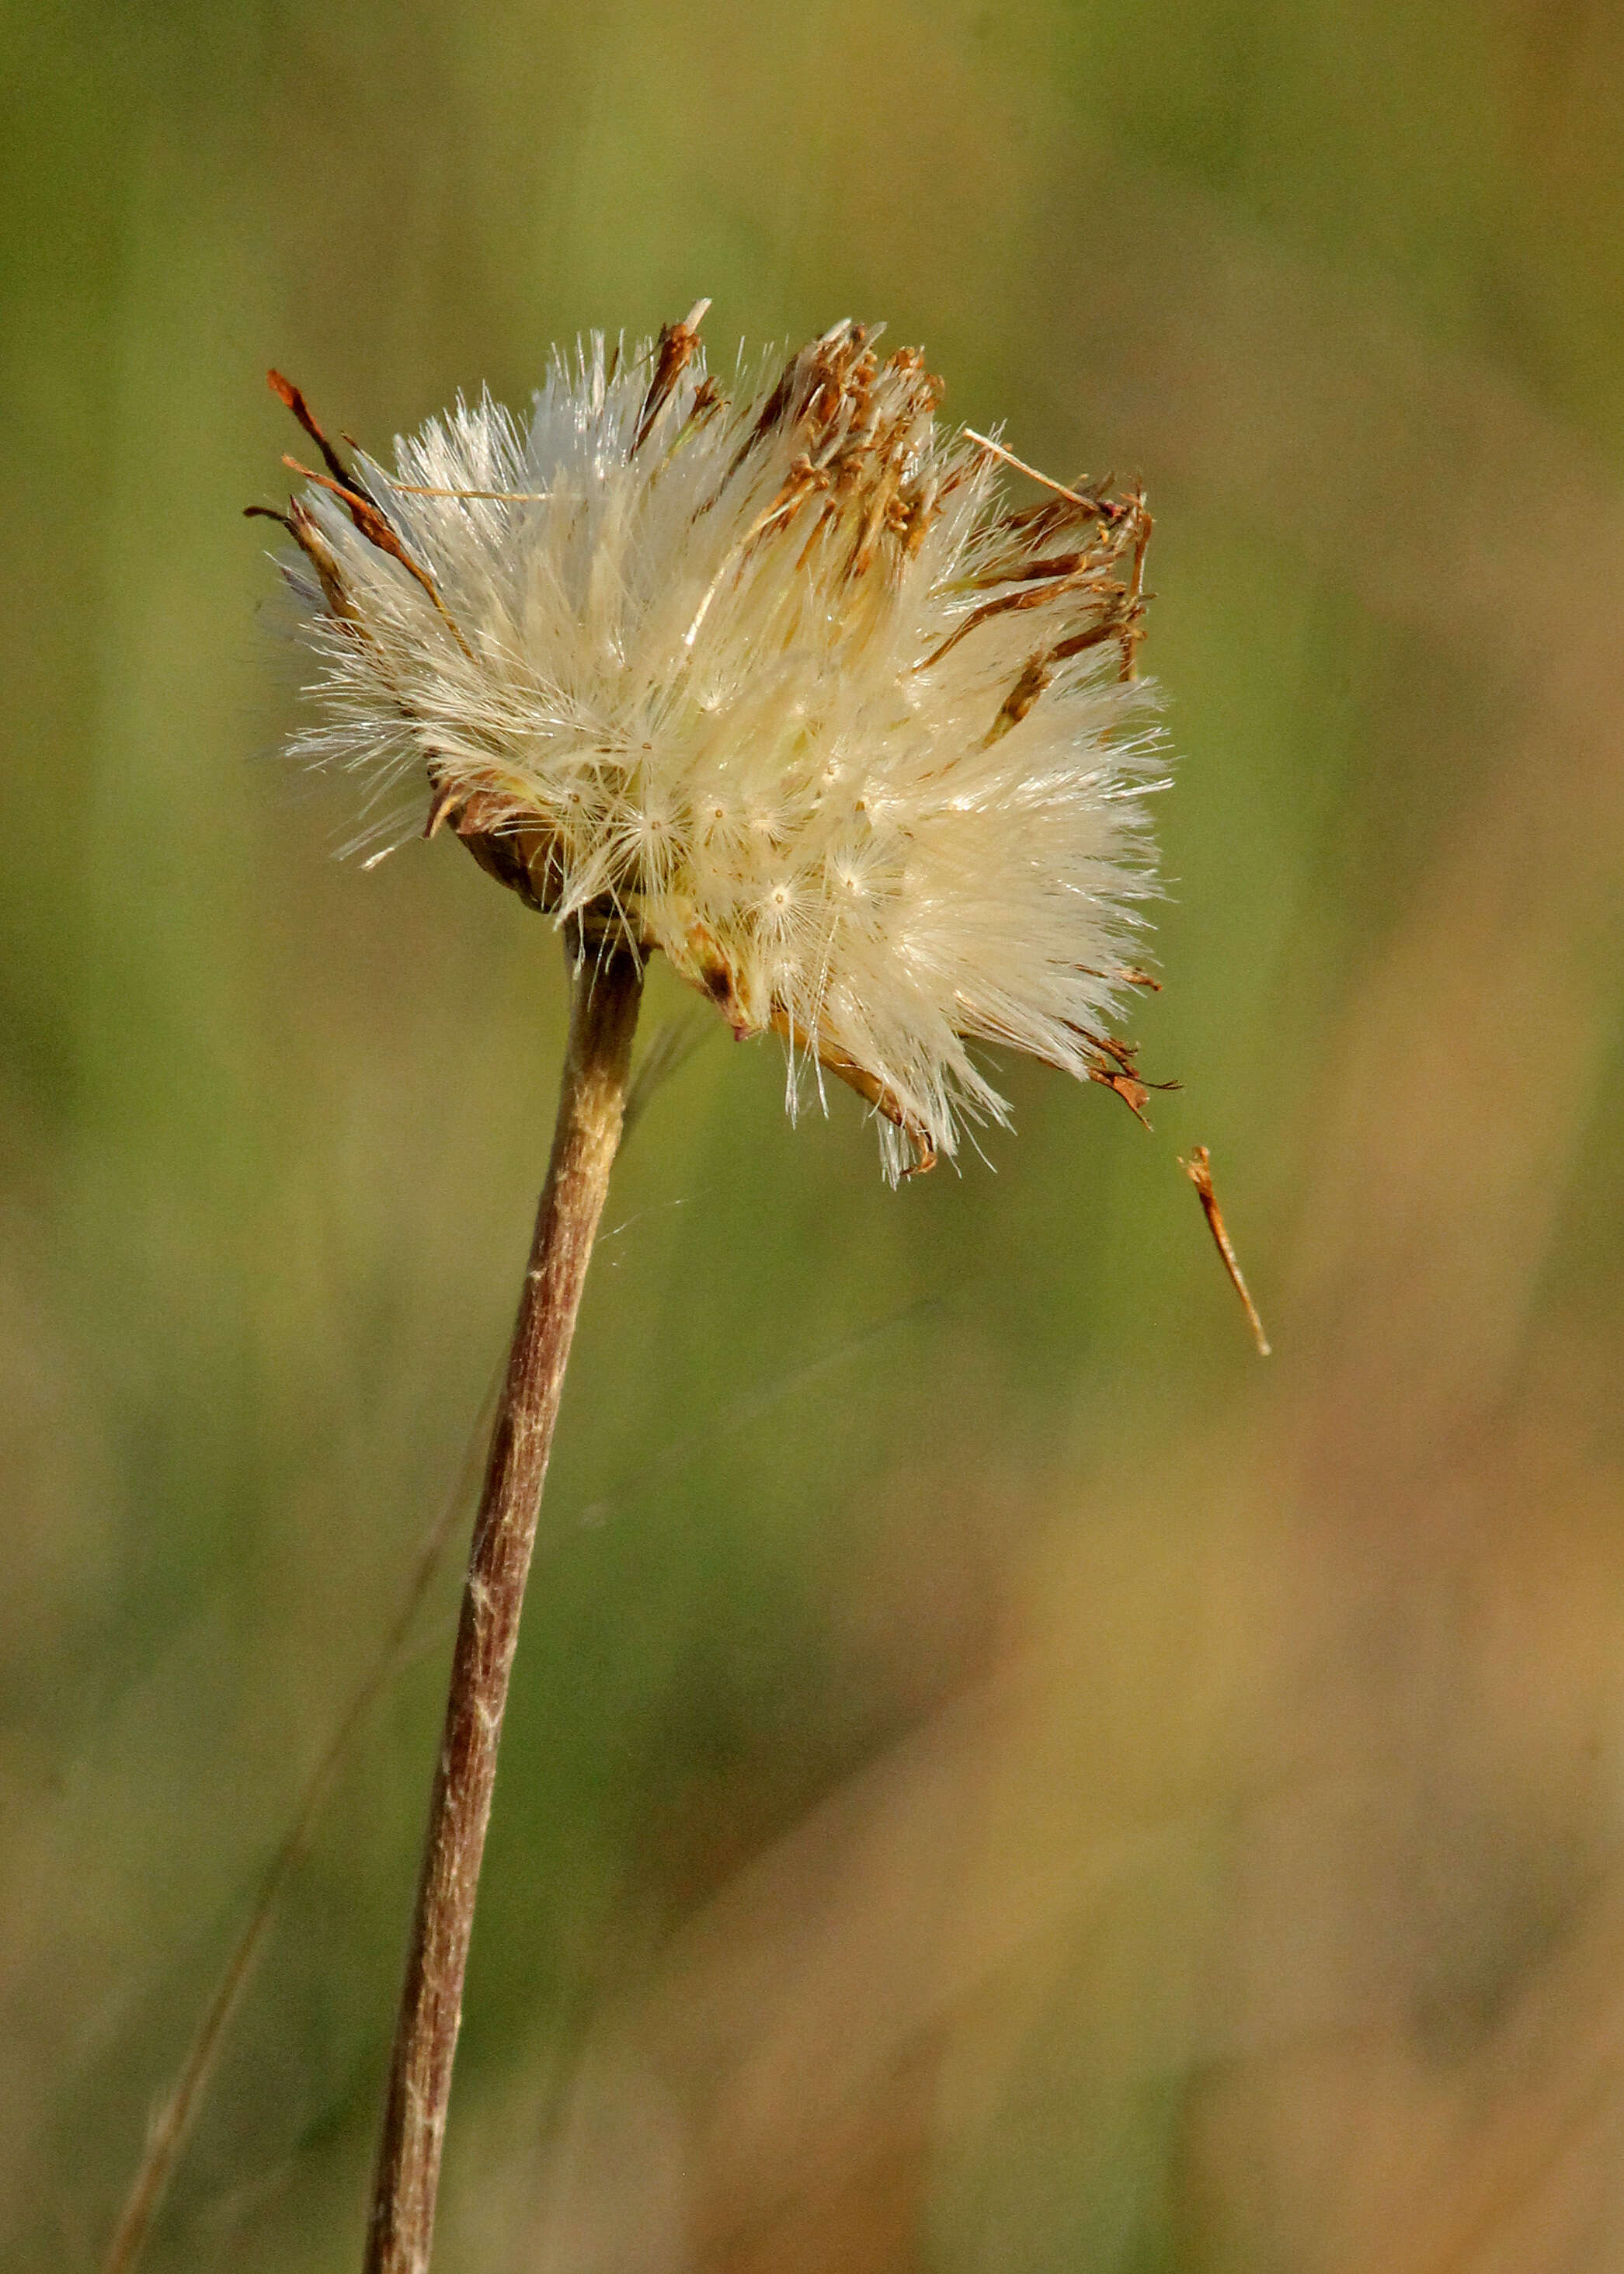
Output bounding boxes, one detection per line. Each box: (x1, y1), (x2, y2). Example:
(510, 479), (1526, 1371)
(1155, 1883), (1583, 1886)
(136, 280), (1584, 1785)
(97, 1396), (492, 2274)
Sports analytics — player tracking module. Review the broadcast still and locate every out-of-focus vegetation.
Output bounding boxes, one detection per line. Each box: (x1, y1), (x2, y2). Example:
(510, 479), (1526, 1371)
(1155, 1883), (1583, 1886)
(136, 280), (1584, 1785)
(5, 2), (1624, 2268)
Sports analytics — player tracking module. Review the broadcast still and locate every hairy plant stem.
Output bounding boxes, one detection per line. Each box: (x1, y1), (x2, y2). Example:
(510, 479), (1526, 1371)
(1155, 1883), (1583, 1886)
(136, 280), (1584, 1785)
(365, 930), (644, 2274)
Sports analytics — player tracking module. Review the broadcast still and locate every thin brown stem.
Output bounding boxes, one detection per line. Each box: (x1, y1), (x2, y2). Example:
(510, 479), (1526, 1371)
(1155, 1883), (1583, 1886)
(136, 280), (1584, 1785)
(364, 928), (645, 2274)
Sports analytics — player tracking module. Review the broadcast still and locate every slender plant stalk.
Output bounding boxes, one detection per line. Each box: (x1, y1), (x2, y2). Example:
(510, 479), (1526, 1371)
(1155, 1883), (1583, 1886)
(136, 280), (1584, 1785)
(365, 930), (644, 2274)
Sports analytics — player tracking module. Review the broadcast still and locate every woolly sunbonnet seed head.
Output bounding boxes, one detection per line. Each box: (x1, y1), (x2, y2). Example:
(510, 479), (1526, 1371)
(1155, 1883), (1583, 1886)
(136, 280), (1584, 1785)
(252, 304), (1169, 1180)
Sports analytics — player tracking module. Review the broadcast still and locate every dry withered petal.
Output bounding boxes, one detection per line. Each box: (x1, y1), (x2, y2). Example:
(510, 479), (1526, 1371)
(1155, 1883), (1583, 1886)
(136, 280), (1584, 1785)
(267, 367), (383, 512)
(633, 297), (712, 452)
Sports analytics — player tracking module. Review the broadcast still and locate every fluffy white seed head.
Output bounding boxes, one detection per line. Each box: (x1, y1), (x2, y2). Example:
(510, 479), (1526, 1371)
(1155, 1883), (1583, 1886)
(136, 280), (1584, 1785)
(260, 311), (1168, 1178)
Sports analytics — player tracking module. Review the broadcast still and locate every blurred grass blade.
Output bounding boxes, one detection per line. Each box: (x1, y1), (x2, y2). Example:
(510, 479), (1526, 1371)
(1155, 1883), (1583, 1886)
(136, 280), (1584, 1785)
(98, 1373), (500, 2274)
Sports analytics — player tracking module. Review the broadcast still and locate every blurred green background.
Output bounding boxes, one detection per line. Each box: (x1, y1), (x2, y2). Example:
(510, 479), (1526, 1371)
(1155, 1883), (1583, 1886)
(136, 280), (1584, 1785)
(6, 1), (1624, 2268)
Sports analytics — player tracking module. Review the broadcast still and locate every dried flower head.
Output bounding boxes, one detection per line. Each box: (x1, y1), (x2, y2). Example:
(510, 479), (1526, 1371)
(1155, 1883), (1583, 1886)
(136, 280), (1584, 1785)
(254, 304), (1167, 1178)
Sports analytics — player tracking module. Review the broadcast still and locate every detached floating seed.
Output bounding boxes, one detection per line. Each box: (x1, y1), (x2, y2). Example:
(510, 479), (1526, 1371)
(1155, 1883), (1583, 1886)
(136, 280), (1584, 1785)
(1182, 1145), (1271, 1356)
